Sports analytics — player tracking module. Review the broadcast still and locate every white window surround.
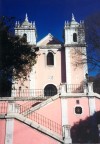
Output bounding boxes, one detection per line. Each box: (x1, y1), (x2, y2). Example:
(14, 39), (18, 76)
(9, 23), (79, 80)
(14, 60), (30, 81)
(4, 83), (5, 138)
(45, 50), (56, 67)
(74, 105), (84, 116)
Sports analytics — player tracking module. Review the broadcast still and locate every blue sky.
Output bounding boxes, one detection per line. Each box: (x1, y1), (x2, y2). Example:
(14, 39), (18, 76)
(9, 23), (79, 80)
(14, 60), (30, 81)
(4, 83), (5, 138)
(1, 0), (100, 76)
(1, 0), (100, 42)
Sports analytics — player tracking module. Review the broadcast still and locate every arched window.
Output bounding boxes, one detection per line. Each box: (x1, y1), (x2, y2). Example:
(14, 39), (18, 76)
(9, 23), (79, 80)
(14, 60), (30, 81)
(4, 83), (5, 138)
(47, 52), (54, 65)
(44, 84), (57, 96)
(23, 33), (27, 42)
(73, 33), (77, 42)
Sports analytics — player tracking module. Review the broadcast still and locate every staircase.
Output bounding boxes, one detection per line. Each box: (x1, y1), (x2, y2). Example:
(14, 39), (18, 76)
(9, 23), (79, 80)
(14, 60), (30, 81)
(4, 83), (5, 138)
(0, 94), (64, 143)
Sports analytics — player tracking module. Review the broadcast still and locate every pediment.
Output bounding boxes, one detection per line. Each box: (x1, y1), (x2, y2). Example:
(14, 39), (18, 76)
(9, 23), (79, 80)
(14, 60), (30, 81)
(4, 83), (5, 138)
(37, 33), (63, 46)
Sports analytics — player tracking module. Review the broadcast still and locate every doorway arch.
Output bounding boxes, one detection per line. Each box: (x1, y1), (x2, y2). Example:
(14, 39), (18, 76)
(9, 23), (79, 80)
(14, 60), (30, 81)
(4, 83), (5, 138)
(44, 84), (57, 96)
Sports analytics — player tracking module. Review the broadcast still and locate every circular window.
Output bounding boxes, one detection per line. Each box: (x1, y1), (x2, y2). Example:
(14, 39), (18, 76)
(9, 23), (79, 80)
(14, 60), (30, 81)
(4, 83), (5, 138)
(75, 106), (82, 114)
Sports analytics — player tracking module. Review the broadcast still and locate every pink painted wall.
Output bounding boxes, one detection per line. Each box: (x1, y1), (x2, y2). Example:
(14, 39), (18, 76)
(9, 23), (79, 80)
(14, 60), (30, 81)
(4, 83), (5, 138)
(13, 119), (60, 144)
(14, 47), (62, 94)
(95, 97), (100, 111)
(0, 119), (6, 144)
(67, 97), (90, 126)
(35, 49), (61, 89)
(35, 98), (62, 125)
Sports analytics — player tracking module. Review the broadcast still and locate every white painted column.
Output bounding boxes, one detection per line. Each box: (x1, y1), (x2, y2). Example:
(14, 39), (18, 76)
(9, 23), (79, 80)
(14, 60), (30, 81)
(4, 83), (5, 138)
(63, 125), (72, 144)
(61, 98), (68, 126)
(65, 47), (71, 93)
(88, 82), (93, 93)
(65, 47), (71, 85)
(82, 47), (88, 79)
(5, 119), (14, 144)
(88, 97), (96, 115)
(29, 66), (35, 96)
(60, 83), (67, 95)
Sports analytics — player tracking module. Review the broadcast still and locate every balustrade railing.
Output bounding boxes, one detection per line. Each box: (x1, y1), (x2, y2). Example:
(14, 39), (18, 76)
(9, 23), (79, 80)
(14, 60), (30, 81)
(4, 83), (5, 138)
(0, 102), (8, 114)
(16, 100), (42, 114)
(15, 103), (62, 135)
(26, 111), (62, 135)
(0, 101), (62, 135)
(66, 84), (84, 93)
(0, 84), (85, 98)
(11, 84), (84, 97)
(11, 89), (45, 97)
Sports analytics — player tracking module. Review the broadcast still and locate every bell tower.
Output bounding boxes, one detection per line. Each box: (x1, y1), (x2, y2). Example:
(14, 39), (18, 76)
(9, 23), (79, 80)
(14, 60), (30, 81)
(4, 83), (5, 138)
(64, 14), (88, 86)
(15, 13), (36, 45)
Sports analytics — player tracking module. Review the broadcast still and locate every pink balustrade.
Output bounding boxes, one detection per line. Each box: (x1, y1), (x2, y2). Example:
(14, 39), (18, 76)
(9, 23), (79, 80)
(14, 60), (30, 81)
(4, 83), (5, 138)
(0, 102), (8, 114)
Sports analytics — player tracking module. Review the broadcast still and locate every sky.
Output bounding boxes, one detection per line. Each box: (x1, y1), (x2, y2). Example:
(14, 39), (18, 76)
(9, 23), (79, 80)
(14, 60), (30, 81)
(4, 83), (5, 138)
(1, 0), (100, 42)
(1, 0), (100, 76)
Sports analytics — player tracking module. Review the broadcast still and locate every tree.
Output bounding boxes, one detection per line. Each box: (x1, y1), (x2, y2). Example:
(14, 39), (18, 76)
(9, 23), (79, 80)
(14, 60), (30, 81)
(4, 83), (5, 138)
(71, 111), (100, 143)
(89, 73), (100, 94)
(73, 12), (100, 73)
(0, 16), (39, 95)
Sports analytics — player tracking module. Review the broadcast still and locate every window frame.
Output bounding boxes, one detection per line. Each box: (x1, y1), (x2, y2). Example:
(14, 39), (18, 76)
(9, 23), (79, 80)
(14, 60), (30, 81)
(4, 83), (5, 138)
(47, 52), (54, 66)
(73, 33), (77, 42)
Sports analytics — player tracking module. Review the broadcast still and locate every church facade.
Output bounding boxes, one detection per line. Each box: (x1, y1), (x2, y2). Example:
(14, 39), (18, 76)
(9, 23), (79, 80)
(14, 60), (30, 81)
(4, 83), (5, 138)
(0, 14), (100, 144)
(14, 14), (87, 93)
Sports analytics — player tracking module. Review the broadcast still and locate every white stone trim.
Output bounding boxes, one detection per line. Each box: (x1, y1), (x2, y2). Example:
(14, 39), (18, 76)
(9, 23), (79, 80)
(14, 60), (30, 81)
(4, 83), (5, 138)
(37, 33), (53, 46)
(4, 113), (63, 143)
(65, 47), (71, 85)
(61, 98), (68, 126)
(88, 97), (96, 116)
(5, 119), (14, 144)
(73, 105), (84, 116)
(82, 47), (88, 79)
(30, 66), (35, 90)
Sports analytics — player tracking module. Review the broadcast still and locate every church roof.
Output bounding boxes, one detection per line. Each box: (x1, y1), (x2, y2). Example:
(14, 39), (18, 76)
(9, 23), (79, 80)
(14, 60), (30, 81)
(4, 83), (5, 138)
(37, 33), (63, 46)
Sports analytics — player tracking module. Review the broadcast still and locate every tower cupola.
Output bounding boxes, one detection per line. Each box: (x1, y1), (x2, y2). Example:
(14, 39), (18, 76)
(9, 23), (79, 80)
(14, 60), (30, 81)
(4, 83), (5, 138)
(15, 13), (37, 45)
(64, 14), (85, 45)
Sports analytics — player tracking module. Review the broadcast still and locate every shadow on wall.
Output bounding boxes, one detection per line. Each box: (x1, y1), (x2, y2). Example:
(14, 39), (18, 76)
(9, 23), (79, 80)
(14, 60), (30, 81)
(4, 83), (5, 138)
(71, 111), (100, 143)
(0, 74), (11, 97)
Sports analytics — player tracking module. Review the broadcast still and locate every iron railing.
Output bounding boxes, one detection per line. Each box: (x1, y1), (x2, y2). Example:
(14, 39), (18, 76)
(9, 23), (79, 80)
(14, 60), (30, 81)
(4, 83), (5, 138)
(0, 101), (62, 135)
(16, 100), (42, 114)
(27, 111), (62, 135)
(15, 103), (62, 135)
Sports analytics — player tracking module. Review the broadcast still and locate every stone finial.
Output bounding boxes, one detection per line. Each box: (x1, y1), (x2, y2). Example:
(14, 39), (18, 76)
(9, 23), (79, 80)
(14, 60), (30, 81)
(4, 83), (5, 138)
(33, 21), (35, 26)
(31, 21), (32, 27)
(18, 21), (20, 27)
(15, 21), (18, 27)
(25, 13), (28, 21)
(72, 13), (75, 21)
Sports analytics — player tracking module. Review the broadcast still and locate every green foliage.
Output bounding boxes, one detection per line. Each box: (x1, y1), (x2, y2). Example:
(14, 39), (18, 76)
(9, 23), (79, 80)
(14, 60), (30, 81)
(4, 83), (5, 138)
(0, 16), (39, 82)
